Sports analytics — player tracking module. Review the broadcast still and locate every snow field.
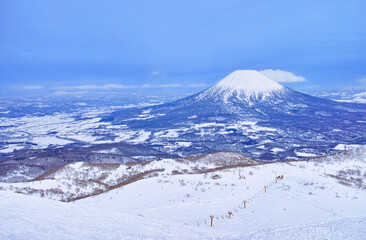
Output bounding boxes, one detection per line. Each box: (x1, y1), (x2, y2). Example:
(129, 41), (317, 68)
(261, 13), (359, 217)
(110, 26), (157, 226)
(1, 109), (279, 155)
(80, 161), (366, 234)
(1, 147), (366, 239)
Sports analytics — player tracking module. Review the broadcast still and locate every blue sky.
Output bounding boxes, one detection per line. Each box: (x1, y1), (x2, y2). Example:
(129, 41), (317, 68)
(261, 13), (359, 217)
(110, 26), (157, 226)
(1, 0), (366, 97)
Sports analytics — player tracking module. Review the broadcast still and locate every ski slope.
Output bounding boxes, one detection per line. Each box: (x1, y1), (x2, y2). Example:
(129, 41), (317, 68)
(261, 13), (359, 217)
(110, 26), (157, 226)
(1, 147), (366, 239)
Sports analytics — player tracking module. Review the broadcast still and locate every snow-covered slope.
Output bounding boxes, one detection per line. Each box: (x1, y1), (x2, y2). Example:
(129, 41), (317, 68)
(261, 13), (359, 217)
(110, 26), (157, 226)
(1, 147), (366, 239)
(314, 87), (366, 104)
(214, 70), (283, 92)
(0, 151), (262, 201)
(198, 70), (285, 102)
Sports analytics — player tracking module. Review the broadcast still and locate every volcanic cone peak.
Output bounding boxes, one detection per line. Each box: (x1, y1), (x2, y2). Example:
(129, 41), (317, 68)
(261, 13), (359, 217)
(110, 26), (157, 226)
(198, 70), (285, 102)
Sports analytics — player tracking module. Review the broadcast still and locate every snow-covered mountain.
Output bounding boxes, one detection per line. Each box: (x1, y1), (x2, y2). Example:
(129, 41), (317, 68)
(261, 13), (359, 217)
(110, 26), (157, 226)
(313, 87), (366, 104)
(198, 70), (285, 103)
(110, 70), (366, 160)
(2, 70), (366, 182)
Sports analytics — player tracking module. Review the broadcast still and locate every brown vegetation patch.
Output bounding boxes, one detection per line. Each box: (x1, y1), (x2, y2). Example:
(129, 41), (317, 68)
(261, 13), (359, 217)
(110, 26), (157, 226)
(31, 163), (71, 181)
(327, 169), (366, 190)
(83, 162), (121, 171)
(67, 168), (164, 202)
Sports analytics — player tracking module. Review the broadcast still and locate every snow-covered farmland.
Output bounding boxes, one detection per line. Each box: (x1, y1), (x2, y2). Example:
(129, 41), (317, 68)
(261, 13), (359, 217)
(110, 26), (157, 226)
(0, 111), (279, 155)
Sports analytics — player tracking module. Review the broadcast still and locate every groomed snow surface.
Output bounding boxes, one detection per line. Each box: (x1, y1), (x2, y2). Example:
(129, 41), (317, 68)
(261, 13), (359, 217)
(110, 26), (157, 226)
(1, 147), (366, 239)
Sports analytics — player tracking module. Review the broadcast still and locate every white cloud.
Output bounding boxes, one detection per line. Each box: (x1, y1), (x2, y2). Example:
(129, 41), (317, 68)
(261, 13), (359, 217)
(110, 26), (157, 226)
(188, 83), (207, 88)
(58, 84), (136, 90)
(141, 83), (206, 88)
(357, 78), (366, 84)
(55, 82), (207, 91)
(151, 71), (159, 76)
(261, 69), (306, 83)
(53, 91), (89, 96)
(141, 84), (182, 88)
(11, 85), (43, 90)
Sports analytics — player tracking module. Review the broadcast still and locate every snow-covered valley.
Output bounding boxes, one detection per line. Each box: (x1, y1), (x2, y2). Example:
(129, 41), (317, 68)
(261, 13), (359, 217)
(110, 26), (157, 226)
(1, 71), (366, 239)
(1, 147), (366, 239)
